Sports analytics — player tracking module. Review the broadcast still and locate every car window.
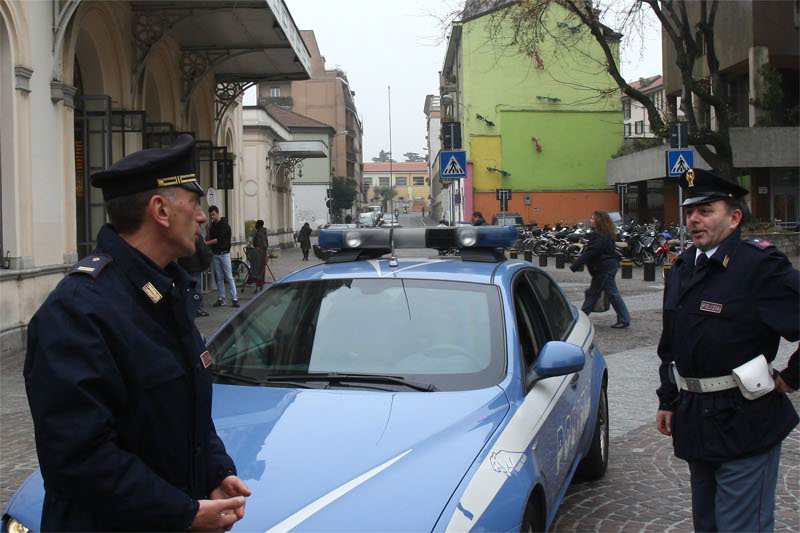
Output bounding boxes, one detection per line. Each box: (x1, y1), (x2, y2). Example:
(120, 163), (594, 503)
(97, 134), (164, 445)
(524, 271), (576, 340)
(513, 277), (543, 370)
(208, 279), (506, 391)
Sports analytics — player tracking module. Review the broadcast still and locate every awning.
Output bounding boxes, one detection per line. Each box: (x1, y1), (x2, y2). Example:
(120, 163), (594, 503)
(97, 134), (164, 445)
(130, 0), (311, 82)
(274, 141), (329, 159)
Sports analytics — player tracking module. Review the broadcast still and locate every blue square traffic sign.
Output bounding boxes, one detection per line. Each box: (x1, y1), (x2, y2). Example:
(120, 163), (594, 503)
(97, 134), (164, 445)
(440, 150), (467, 179)
(666, 149), (694, 178)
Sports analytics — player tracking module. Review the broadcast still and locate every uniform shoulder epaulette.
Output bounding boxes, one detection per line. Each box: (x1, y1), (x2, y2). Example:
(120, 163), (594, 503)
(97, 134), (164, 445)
(743, 238), (776, 251)
(69, 254), (113, 279)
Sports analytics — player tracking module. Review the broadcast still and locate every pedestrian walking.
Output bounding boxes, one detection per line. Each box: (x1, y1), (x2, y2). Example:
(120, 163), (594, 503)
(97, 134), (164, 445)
(656, 168), (798, 532)
(298, 222), (312, 261)
(471, 211), (487, 226)
(248, 220), (268, 290)
(206, 205), (239, 307)
(570, 210), (631, 328)
(23, 135), (249, 531)
(178, 232), (214, 317)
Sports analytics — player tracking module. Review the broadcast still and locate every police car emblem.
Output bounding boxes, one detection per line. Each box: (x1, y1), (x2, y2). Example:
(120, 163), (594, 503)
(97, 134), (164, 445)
(700, 301), (722, 313)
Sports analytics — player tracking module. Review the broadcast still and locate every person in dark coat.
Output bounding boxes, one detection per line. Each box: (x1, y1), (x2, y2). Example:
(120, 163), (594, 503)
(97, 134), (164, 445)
(655, 168), (798, 532)
(24, 135), (250, 532)
(178, 232), (213, 317)
(570, 210), (631, 328)
(471, 211), (487, 226)
(249, 220), (269, 289)
(298, 222), (312, 260)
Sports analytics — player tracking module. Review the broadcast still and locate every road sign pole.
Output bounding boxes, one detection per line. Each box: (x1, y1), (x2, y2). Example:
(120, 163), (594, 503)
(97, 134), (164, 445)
(678, 187), (685, 252)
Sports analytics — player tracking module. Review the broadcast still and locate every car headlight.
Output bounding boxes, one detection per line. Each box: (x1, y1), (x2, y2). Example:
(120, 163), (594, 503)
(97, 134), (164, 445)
(7, 518), (30, 533)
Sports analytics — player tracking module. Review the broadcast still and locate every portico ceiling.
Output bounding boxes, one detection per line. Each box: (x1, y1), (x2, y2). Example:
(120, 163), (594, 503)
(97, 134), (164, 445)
(130, 0), (311, 82)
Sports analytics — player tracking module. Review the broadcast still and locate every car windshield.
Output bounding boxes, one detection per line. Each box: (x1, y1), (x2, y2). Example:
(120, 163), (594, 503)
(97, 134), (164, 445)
(208, 279), (505, 391)
(496, 216), (522, 226)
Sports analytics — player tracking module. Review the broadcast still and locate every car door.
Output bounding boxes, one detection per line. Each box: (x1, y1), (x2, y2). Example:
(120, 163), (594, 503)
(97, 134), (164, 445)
(511, 270), (577, 505)
(525, 270), (593, 487)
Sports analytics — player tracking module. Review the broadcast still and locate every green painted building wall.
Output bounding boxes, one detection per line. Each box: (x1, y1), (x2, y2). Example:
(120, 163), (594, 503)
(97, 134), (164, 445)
(456, 3), (623, 194)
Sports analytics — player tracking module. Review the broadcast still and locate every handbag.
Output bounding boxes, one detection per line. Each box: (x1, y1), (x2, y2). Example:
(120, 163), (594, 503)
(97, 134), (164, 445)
(591, 290), (610, 313)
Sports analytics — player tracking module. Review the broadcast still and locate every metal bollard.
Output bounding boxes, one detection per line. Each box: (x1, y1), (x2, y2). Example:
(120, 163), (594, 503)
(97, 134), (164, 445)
(524, 250), (533, 262)
(510, 249), (518, 259)
(621, 260), (633, 279)
(538, 254), (548, 267)
(643, 261), (656, 282)
(555, 253), (565, 269)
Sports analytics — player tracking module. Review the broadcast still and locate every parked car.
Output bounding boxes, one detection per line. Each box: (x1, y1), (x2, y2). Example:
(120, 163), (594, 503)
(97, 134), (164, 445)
(492, 213), (525, 233)
(3, 226), (609, 533)
(357, 212), (379, 227)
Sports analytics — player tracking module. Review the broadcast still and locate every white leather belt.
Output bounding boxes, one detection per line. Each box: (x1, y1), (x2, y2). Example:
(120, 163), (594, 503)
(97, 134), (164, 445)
(672, 362), (773, 393)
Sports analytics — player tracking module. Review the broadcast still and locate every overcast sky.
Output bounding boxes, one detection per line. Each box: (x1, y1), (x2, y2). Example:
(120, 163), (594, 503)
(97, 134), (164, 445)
(245, 1), (663, 161)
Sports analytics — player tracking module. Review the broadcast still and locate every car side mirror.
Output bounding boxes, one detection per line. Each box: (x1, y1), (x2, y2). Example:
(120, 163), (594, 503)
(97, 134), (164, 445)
(526, 341), (585, 388)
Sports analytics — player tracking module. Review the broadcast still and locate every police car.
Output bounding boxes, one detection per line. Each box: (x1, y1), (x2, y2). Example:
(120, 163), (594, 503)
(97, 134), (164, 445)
(4, 226), (608, 533)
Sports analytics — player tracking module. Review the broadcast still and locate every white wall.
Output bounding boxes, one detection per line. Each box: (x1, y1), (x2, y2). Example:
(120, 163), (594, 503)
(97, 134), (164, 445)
(293, 184), (328, 231)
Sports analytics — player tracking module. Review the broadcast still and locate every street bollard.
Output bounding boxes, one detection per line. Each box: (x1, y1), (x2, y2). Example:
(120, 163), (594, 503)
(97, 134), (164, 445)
(524, 250), (533, 262)
(539, 254), (548, 267)
(555, 253), (565, 269)
(510, 249), (518, 259)
(621, 260), (633, 279)
(643, 261), (656, 282)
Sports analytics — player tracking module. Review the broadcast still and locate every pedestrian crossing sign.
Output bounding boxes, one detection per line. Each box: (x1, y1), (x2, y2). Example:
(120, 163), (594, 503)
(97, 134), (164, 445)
(440, 150), (467, 179)
(667, 149), (694, 178)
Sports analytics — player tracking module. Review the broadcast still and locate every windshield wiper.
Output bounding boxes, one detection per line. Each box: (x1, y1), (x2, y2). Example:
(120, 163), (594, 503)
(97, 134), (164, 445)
(210, 369), (316, 389)
(262, 372), (438, 392)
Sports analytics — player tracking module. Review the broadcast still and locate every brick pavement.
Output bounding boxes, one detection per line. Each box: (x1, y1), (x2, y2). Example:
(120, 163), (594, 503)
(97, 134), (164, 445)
(2, 243), (799, 532)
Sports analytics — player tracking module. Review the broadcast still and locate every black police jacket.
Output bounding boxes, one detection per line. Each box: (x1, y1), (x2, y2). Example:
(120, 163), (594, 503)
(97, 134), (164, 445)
(656, 229), (799, 462)
(571, 233), (618, 275)
(24, 225), (236, 531)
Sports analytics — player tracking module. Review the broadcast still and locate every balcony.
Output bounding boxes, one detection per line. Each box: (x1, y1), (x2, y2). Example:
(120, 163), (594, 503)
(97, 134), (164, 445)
(257, 96), (294, 108)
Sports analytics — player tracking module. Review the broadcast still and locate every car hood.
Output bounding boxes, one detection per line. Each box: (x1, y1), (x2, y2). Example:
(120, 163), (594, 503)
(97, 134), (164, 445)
(212, 384), (510, 531)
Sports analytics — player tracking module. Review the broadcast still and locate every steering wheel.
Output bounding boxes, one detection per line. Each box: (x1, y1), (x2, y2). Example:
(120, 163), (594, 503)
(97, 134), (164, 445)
(418, 343), (484, 369)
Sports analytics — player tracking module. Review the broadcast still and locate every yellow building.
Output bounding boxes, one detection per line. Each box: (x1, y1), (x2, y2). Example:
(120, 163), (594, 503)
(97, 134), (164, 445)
(363, 162), (430, 214)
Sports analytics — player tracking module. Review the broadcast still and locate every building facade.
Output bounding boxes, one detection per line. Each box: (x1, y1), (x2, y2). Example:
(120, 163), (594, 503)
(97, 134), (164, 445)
(609, 0), (799, 226)
(623, 75), (665, 139)
(426, 94), (466, 223)
(257, 30), (364, 209)
(0, 0), (311, 351)
(363, 162), (431, 214)
(440, 2), (623, 226)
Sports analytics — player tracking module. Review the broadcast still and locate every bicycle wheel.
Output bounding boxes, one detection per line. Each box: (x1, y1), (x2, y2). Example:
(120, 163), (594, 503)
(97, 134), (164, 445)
(231, 259), (250, 290)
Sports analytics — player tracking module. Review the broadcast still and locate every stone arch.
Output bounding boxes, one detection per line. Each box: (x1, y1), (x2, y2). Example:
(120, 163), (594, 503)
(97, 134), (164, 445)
(0, 1), (31, 66)
(189, 82), (214, 141)
(0, 8), (16, 258)
(63, 4), (130, 107)
(142, 42), (181, 125)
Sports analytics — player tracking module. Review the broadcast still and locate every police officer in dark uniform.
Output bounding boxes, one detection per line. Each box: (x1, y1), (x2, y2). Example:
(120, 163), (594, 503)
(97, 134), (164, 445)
(656, 168), (798, 532)
(24, 135), (251, 531)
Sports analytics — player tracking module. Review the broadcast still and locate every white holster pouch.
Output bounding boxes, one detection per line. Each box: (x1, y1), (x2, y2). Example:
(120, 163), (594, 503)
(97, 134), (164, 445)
(731, 355), (775, 400)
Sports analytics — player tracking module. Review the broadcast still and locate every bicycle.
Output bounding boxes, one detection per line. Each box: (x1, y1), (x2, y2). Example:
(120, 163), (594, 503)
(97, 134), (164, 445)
(230, 254), (250, 290)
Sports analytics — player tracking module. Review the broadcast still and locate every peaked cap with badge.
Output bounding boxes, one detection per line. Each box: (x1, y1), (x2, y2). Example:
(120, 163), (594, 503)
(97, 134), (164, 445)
(678, 168), (749, 207)
(91, 134), (204, 200)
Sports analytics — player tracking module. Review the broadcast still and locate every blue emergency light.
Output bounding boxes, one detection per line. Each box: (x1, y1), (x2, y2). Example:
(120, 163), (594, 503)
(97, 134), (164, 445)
(317, 226), (518, 262)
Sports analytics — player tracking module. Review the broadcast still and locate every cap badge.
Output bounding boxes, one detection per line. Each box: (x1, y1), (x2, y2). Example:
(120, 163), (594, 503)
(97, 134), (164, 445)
(142, 282), (163, 303)
(686, 169), (695, 188)
(92, 257), (101, 262)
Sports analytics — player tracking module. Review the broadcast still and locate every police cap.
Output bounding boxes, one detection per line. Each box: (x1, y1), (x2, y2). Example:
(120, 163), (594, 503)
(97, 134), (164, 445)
(91, 134), (205, 200)
(679, 168), (749, 207)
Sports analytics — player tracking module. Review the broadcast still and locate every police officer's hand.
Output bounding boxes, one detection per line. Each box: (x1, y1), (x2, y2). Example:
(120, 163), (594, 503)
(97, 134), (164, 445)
(775, 375), (795, 393)
(656, 409), (674, 436)
(210, 476), (251, 520)
(191, 496), (246, 531)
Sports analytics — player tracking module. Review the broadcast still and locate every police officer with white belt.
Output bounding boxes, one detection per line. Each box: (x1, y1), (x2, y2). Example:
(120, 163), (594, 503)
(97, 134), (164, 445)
(655, 168), (798, 532)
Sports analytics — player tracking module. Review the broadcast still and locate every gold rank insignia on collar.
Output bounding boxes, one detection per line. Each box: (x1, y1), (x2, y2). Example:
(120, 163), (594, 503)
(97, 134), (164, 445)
(722, 255), (730, 268)
(142, 282), (163, 303)
(77, 266), (95, 272)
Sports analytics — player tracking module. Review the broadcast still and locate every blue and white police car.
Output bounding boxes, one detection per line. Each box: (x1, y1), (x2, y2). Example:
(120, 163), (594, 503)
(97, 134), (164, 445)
(4, 226), (608, 533)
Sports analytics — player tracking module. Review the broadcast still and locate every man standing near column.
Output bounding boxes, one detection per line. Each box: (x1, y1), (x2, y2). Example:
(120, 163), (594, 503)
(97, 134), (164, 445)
(656, 168), (798, 532)
(206, 205), (239, 308)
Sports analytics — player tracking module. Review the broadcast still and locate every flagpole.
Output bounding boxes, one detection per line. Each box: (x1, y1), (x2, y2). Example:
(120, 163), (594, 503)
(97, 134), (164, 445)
(388, 85), (394, 219)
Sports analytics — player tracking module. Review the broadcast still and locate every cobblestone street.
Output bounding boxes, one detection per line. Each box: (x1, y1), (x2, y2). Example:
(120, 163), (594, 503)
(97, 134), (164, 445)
(2, 239), (798, 531)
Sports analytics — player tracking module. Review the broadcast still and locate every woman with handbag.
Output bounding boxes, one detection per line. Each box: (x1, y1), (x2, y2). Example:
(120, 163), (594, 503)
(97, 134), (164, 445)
(298, 222), (312, 261)
(570, 210), (631, 329)
(249, 220), (269, 290)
